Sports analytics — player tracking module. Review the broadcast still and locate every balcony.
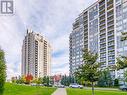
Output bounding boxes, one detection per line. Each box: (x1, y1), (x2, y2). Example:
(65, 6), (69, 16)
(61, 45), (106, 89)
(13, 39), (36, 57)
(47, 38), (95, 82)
(108, 27), (114, 32)
(100, 45), (106, 49)
(100, 24), (105, 28)
(107, 0), (113, 6)
(100, 28), (106, 33)
(99, 12), (105, 17)
(107, 5), (113, 11)
(99, 8), (105, 13)
(99, 4), (105, 10)
(108, 32), (114, 37)
(100, 21), (105, 27)
(107, 10), (114, 18)
(99, 0), (105, 7)
(100, 31), (106, 36)
(100, 26), (106, 31)
(108, 43), (114, 47)
(108, 51), (115, 56)
(100, 35), (106, 40)
(108, 37), (114, 42)
(108, 46), (115, 51)
(100, 49), (106, 53)
(107, 23), (114, 28)
(100, 17), (105, 22)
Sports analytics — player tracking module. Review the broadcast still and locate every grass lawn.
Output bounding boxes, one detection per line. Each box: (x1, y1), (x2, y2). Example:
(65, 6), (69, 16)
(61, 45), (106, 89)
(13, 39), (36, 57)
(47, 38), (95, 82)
(3, 83), (56, 95)
(67, 88), (127, 95)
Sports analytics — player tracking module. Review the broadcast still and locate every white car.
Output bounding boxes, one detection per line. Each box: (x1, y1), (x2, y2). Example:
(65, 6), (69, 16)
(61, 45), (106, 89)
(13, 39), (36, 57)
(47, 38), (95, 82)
(69, 83), (83, 89)
(57, 84), (65, 88)
(119, 85), (127, 91)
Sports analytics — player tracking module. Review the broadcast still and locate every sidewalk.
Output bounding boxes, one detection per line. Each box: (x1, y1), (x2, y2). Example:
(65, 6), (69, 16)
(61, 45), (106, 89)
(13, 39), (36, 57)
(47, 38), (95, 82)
(52, 88), (67, 95)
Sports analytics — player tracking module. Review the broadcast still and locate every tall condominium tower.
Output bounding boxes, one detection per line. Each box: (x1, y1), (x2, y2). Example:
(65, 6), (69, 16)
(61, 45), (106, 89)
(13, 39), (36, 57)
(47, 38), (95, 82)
(69, 0), (127, 79)
(22, 29), (51, 78)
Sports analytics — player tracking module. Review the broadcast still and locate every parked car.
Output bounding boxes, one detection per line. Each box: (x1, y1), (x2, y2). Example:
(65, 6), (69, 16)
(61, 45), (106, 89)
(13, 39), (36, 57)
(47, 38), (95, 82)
(69, 83), (83, 89)
(31, 83), (37, 86)
(39, 84), (44, 86)
(119, 85), (127, 91)
(57, 84), (65, 88)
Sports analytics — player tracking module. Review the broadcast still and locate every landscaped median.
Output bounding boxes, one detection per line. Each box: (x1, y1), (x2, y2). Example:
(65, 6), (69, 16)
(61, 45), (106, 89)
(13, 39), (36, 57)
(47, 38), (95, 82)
(66, 88), (127, 95)
(3, 83), (56, 95)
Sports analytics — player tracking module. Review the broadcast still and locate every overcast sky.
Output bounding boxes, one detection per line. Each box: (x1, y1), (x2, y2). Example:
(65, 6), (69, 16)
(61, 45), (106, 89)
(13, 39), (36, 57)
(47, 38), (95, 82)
(0, 0), (95, 79)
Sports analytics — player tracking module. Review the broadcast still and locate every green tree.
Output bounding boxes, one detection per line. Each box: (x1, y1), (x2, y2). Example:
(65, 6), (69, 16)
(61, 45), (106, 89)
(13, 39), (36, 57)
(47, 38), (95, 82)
(61, 75), (75, 86)
(37, 77), (43, 84)
(98, 69), (113, 87)
(43, 76), (50, 86)
(114, 79), (119, 87)
(16, 76), (25, 84)
(124, 70), (127, 83)
(0, 49), (6, 95)
(116, 56), (127, 70)
(117, 56), (127, 84)
(75, 49), (101, 95)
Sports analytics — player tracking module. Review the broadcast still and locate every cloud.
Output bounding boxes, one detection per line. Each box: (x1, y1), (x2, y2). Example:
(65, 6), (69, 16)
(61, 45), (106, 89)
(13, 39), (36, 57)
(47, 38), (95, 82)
(0, 0), (95, 79)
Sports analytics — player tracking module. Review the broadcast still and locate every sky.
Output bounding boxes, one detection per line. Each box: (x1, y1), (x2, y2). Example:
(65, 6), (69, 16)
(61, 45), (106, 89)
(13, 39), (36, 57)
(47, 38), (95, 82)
(0, 0), (95, 79)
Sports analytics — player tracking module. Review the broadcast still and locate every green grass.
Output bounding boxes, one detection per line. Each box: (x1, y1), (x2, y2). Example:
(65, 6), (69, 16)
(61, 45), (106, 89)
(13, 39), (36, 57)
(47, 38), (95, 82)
(67, 88), (127, 95)
(3, 83), (56, 95)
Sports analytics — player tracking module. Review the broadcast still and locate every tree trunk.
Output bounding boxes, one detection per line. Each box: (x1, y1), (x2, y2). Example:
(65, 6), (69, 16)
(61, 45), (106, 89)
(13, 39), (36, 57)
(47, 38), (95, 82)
(92, 82), (94, 95)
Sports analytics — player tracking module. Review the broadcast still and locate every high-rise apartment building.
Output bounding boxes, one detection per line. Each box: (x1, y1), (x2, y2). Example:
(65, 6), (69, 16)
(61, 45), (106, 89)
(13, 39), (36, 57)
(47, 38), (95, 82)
(69, 0), (127, 79)
(22, 29), (51, 78)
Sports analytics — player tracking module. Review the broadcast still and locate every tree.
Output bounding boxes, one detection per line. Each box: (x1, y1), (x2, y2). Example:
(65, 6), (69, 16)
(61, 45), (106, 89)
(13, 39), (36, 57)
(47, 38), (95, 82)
(61, 75), (75, 86)
(124, 70), (127, 83)
(32, 77), (43, 85)
(116, 56), (127, 84)
(75, 49), (101, 95)
(43, 76), (50, 86)
(114, 79), (119, 87)
(25, 74), (33, 84)
(116, 56), (127, 70)
(0, 49), (6, 95)
(98, 69), (113, 87)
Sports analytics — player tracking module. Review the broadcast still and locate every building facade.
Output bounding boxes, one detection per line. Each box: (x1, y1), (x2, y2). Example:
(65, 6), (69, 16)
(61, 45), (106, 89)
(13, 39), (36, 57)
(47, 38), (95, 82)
(69, 0), (127, 79)
(22, 29), (51, 78)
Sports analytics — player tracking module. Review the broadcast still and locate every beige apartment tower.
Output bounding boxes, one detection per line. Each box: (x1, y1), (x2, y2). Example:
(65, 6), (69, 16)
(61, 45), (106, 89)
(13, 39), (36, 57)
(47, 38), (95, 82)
(22, 29), (51, 78)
